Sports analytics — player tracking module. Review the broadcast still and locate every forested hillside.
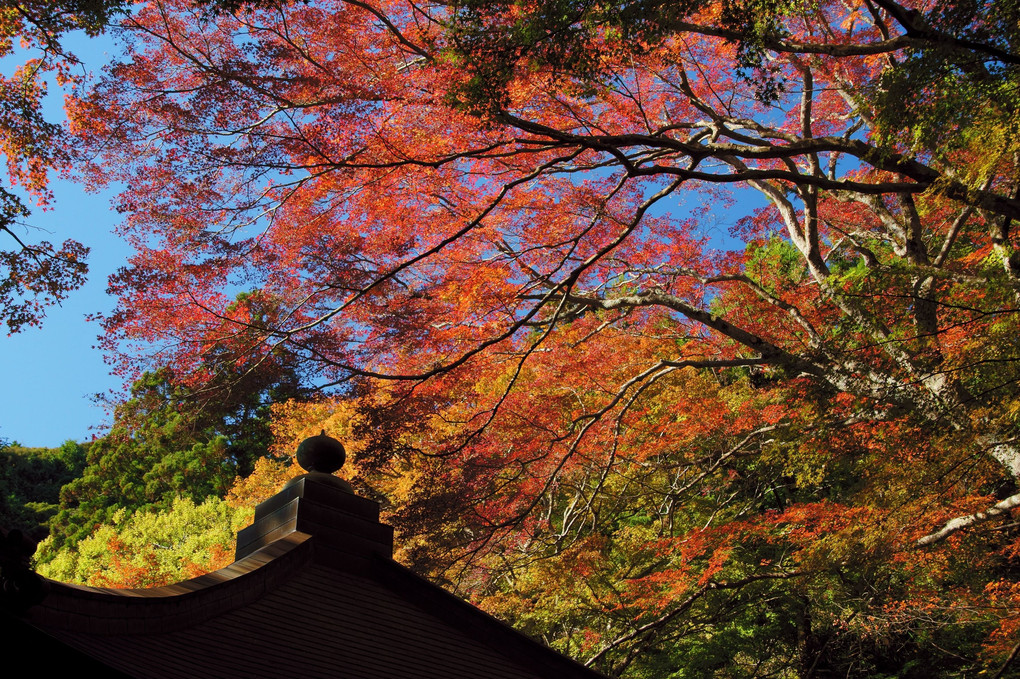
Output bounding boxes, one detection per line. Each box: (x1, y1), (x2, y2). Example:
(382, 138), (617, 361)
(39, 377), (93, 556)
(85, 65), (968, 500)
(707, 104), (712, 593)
(2, 0), (1020, 676)
(0, 441), (84, 541)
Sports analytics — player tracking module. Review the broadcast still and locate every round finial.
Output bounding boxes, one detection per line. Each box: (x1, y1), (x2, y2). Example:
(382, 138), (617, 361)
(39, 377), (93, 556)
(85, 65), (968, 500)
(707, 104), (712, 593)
(295, 430), (346, 474)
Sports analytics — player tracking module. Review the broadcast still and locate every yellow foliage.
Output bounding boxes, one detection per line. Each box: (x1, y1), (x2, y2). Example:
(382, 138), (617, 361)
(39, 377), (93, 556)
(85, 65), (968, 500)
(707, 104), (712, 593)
(226, 396), (366, 509)
(225, 456), (300, 509)
(267, 396), (367, 460)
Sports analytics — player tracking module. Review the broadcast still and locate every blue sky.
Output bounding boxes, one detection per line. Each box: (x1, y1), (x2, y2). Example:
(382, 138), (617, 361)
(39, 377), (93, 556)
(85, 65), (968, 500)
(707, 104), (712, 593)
(0, 34), (127, 448)
(0, 179), (128, 447)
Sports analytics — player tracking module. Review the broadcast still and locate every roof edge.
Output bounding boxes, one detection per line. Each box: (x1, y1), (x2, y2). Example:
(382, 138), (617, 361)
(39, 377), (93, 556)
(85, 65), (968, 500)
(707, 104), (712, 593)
(27, 532), (313, 635)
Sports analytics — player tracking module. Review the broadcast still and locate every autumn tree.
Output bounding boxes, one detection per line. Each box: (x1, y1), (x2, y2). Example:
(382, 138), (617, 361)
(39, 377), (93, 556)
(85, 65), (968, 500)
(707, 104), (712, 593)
(66, 0), (1020, 674)
(0, 1), (113, 331)
(0, 0), (288, 331)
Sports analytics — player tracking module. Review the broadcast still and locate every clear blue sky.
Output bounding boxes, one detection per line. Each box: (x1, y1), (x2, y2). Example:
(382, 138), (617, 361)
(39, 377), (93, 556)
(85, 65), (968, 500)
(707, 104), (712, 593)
(0, 34), (128, 448)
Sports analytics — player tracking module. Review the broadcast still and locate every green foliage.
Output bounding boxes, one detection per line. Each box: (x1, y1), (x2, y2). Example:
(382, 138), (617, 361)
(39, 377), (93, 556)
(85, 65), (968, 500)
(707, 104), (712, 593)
(0, 440), (85, 542)
(870, 0), (1020, 158)
(44, 364), (298, 555)
(745, 236), (804, 292)
(445, 0), (801, 112)
(37, 496), (251, 587)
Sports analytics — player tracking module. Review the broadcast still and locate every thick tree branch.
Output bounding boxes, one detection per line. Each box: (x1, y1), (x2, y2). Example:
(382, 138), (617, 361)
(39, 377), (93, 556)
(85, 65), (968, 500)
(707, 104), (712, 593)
(915, 492), (1020, 547)
(499, 113), (1020, 221)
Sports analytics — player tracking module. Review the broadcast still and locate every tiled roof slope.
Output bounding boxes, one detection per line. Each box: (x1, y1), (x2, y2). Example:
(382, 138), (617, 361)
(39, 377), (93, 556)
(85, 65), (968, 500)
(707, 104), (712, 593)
(24, 474), (610, 679)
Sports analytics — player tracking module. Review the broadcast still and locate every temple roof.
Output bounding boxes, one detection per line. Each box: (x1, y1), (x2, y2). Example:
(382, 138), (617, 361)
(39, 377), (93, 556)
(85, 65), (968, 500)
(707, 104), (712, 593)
(18, 471), (608, 679)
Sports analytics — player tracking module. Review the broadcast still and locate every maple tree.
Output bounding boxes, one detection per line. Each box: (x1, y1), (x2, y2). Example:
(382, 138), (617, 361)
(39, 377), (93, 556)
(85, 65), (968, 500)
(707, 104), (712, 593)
(0, 0), (282, 332)
(63, 0), (1020, 674)
(0, 1), (108, 331)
